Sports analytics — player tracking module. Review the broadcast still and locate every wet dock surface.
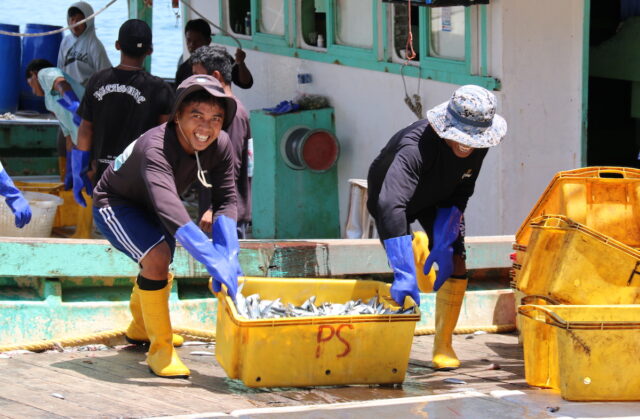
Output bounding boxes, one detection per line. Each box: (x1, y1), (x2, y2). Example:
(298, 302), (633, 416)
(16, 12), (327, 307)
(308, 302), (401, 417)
(0, 332), (531, 418)
(4, 332), (639, 418)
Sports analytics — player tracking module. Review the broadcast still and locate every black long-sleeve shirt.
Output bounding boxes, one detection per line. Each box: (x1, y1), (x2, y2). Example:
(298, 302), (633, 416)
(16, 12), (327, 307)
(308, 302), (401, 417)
(367, 119), (488, 240)
(93, 123), (237, 235)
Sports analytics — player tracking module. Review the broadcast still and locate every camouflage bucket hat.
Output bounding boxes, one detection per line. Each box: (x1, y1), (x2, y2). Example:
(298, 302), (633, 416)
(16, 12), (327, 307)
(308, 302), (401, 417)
(426, 85), (507, 148)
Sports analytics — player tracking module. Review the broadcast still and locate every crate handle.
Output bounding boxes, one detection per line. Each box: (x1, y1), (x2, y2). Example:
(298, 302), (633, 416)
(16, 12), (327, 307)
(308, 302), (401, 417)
(520, 294), (560, 306)
(530, 215), (573, 229)
(519, 305), (640, 330)
(597, 168), (627, 178)
(517, 305), (565, 326)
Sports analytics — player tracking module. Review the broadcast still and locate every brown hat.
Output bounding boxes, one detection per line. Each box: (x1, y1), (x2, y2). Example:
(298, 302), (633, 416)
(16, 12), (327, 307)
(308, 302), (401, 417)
(170, 75), (237, 130)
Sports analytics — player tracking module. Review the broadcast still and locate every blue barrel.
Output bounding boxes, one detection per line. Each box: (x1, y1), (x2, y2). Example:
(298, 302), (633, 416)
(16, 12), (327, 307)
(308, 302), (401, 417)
(20, 23), (63, 113)
(0, 24), (21, 113)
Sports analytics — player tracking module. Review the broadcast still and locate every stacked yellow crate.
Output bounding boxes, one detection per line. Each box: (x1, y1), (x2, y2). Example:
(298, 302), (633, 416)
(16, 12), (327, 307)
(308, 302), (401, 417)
(512, 167), (640, 401)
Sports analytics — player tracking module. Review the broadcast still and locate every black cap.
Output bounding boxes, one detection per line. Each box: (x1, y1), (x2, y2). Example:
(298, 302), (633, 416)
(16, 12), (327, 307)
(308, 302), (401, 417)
(118, 19), (152, 53)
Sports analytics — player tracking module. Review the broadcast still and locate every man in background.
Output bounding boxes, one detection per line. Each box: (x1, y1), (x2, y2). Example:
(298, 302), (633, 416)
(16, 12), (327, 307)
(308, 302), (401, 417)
(73, 19), (174, 207)
(26, 58), (84, 187)
(56, 1), (111, 201)
(174, 18), (254, 90)
(25, 59), (92, 237)
(191, 46), (253, 238)
(58, 1), (111, 86)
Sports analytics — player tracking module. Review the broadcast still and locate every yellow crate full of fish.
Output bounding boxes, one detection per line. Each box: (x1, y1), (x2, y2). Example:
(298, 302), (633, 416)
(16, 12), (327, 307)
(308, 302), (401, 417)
(512, 166), (640, 288)
(516, 215), (640, 304)
(518, 302), (640, 401)
(215, 277), (420, 388)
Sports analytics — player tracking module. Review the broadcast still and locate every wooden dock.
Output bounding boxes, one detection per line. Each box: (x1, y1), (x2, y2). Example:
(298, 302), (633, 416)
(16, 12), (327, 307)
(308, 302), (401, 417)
(1, 332), (528, 418)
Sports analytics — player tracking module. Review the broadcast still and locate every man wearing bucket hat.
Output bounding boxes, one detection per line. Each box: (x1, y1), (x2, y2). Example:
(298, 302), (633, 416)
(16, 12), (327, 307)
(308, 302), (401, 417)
(91, 74), (241, 378)
(0, 162), (32, 229)
(367, 85), (507, 370)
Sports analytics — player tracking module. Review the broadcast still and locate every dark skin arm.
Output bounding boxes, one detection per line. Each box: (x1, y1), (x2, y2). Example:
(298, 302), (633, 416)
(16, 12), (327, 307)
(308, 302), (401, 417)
(76, 119), (97, 181)
(234, 49), (253, 86)
(52, 77), (74, 97)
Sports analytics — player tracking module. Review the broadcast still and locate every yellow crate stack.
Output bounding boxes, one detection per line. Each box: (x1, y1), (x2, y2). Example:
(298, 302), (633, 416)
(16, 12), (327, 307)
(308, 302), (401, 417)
(513, 167), (640, 401)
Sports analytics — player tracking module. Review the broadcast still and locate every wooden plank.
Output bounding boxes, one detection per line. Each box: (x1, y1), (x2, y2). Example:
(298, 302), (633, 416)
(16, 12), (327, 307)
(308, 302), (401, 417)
(7, 349), (259, 415)
(0, 369), (102, 417)
(38, 349), (243, 405)
(2, 356), (185, 417)
(0, 394), (67, 419)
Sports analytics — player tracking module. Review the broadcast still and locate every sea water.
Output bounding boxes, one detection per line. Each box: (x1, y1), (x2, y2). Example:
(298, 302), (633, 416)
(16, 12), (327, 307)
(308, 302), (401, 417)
(8, 0), (184, 79)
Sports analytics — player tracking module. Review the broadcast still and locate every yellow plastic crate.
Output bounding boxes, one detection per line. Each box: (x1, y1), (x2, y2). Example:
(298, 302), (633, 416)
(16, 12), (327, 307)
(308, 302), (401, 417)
(512, 167), (640, 284)
(519, 303), (640, 401)
(215, 277), (420, 388)
(516, 215), (640, 304)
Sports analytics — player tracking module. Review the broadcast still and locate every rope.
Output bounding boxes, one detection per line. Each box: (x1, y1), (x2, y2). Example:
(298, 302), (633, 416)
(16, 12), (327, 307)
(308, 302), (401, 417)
(180, 0), (242, 49)
(0, 329), (126, 353)
(173, 327), (216, 342)
(0, 324), (515, 352)
(0, 0), (119, 37)
(398, 1), (423, 119)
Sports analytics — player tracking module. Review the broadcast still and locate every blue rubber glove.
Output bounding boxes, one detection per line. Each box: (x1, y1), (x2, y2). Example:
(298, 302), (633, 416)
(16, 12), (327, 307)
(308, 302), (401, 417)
(175, 221), (237, 299)
(424, 206), (463, 292)
(56, 90), (82, 126)
(70, 148), (92, 207)
(0, 168), (32, 228)
(384, 235), (420, 306)
(262, 100), (300, 114)
(212, 215), (244, 290)
(63, 150), (73, 190)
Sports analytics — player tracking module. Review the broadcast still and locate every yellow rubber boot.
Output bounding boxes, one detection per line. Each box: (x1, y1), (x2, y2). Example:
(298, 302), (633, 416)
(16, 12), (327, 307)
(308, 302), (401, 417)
(432, 277), (468, 370)
(71, 194), (94, 239)
(412, 231), (436, 293)
(137, 281), (190, 378)
(126, 274), (184, 347)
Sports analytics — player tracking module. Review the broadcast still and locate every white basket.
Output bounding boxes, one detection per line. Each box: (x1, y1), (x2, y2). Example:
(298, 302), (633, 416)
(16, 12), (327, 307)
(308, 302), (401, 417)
(0, 191), (64, 237)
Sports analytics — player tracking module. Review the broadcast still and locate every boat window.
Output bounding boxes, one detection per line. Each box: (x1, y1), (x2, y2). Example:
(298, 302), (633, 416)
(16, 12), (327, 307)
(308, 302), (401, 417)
(300, 0), (327, 49)
(335, 0), (373, 49)
(213, 2), (496, 89)
(259, 0), (286, 36)
(390, 3), (420, 63)
(429, 6), (465, 60)
(228, 0), (251, 36)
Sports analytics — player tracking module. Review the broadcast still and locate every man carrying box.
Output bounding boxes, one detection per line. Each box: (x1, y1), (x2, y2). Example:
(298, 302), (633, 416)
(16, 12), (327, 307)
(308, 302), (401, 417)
(367, 85), (507, 370)
(86, 75), (241, 378)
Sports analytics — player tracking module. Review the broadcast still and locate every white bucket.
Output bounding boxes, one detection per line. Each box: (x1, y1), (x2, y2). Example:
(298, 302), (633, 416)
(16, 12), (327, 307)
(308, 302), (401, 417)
(0, 191), (64, 237)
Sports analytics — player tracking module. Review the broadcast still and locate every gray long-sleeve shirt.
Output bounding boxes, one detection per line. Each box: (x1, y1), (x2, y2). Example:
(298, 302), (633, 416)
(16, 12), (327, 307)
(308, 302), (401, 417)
(93, 123), (237, 235)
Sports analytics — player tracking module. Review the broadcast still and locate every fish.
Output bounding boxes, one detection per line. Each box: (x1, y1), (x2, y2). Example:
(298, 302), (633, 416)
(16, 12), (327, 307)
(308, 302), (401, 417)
(231, 293), (416, 320)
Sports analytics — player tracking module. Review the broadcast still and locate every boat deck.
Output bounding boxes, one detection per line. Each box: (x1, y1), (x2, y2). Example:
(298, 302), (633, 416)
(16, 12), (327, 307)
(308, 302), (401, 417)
(3, 332), (638, 418)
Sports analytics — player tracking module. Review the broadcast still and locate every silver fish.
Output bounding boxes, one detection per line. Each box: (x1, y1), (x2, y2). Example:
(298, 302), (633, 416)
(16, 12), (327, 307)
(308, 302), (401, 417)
(231, 293), (415, 320)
